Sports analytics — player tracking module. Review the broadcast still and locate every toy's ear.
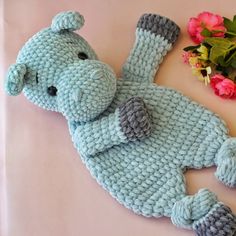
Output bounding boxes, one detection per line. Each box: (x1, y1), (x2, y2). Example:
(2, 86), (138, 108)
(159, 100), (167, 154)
(51, 11), (84, 33)
(5, 63), (27, 96)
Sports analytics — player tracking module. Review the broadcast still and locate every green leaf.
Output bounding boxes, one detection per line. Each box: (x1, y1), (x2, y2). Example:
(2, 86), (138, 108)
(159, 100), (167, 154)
(201, 28), (212, 37)
(231, 60), (236, 68)
(218, 56), (227, 66)
(224, 16), (236, 38)
(204, 37), (233, 48)
(203, 37), (236, 66)
(215, 63), (230, 76)
(183, 45), (199, 51)
(229, 53), (236, 68)
(225, 49), (236, 64)
(224, 17), (234, 30)
(201, 42), (212, 50)
(205, 38), (232, 65)
(209, 46), (228, 64)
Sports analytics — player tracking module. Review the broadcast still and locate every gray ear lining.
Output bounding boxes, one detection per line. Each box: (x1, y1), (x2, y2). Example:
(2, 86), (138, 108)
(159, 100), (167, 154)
(51, 11), (84, 33)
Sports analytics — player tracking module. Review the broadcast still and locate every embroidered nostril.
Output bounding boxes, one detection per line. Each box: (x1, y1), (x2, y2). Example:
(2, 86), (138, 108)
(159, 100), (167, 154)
(91, 70), (103, 80)
(71, 89), (83, 102)
(47, 86), (57, 96)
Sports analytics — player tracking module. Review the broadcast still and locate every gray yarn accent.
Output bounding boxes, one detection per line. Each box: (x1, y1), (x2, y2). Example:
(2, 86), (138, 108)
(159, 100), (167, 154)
(118, 97), (152, 141)
(193, 203), (236, 236)
(137, 13), (180, 44)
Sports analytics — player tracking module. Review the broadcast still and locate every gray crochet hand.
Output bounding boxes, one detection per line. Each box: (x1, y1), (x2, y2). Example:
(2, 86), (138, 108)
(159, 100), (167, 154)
(72, 97), (152, 156)
(118, 97), (152, 141)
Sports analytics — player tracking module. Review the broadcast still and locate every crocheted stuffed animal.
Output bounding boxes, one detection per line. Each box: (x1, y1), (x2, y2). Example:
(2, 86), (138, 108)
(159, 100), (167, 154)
(5, 11), (236, 235)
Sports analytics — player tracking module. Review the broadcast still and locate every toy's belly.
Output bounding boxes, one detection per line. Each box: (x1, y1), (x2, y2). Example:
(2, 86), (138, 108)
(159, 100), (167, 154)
(68, 80), (228, 217)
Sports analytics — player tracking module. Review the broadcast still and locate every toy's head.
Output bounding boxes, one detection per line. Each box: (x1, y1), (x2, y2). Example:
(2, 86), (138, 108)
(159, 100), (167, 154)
(5, 11), (117, 122)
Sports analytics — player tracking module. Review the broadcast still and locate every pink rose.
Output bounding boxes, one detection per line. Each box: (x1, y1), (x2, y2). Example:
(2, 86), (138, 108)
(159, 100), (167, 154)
(210, 74), (236, 99)
(188, 12), (226, 44)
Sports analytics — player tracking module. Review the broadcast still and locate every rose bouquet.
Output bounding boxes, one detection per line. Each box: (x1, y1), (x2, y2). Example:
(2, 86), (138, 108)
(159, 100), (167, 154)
(183, 12), (236, 99)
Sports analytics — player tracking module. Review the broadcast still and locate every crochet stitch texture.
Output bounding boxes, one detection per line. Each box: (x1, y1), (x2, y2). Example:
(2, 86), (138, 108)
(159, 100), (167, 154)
(5, 11), (236, 235)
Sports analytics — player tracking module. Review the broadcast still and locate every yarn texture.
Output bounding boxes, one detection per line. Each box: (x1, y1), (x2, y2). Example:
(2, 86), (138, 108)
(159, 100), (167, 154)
(215, 138), (236, 187)
(5, 11), (236, 235)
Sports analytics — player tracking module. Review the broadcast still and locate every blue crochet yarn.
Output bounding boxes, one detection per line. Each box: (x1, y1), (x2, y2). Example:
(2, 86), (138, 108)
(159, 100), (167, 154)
(5, 11), (236, 236)
(215, 138), (236, 188)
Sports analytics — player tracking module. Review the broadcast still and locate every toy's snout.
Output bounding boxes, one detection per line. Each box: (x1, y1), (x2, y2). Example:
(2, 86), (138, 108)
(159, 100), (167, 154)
(57, 60), (117, 122)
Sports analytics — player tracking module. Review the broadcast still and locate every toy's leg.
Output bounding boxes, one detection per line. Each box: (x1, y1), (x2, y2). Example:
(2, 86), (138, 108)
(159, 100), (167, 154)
(122, 14), (180, 83)
(171, 189), (236, 235)
(215, 138), (236, 188)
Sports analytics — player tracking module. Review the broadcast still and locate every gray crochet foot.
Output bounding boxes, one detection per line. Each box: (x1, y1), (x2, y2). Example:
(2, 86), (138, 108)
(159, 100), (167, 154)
(193, 203), (236, 236)
(137, 13), (180, 44)
(118, 97), (152, 141)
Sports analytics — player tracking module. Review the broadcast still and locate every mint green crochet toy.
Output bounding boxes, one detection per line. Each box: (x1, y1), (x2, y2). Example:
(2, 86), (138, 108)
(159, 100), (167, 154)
(5, 11), (236, 236)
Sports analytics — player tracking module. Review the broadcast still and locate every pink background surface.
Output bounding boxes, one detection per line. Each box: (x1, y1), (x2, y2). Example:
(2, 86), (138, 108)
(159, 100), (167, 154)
(2, 0), (236, 235)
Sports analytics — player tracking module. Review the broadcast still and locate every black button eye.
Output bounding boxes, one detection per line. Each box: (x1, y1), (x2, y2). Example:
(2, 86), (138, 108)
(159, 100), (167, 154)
(47, 86), (57, 96)
(78, 52), (88, 60)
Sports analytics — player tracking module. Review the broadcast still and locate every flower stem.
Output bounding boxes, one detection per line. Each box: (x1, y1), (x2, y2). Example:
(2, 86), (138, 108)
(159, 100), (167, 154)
(226, 31), (236, 36)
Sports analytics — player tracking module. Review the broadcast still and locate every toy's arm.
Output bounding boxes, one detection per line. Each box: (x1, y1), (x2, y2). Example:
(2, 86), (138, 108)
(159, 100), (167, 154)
(72, 97), (152, 156)
(122, 14), (180, 83)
